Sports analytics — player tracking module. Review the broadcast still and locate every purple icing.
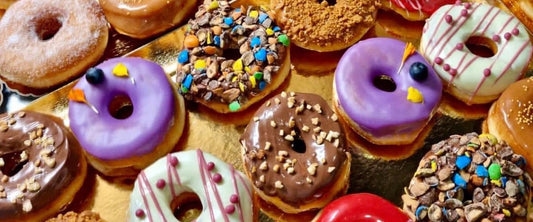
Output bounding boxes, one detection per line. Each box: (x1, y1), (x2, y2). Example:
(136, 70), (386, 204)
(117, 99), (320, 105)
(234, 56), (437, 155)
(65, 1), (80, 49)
(334, 38), (442, 138)
(69, 57), (175, 160)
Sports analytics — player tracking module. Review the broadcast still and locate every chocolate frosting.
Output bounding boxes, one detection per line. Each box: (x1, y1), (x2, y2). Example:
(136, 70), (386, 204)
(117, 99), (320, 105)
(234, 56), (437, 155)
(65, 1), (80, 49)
(240, 92), (347, 205)
(0, 111), (84, 220)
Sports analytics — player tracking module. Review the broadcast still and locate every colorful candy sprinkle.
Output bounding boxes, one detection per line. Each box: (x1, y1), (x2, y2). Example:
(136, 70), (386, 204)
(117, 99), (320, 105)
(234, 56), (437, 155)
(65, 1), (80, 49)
(249, 76), (256, 88)
(156, 179), (166, 189)
(229, 101), (241, 111)
(249, 10), (259, 18)
(208, 1), (219, 10)
(112, 63), (129, 77)
(184, 35), (199, 48)
(250, 37), (261, 48)
(258, 81), (266, 90)
(195, 60), (206, 70)
(255, 49), (267, 62)
(135, 209), (145, 217)
(214, 36), (221, 46)
(224, 17), (234, 26)
(213, 173), (222, 183)
(278, 34), (290, 46)
(266, 28), (274, 36)
(488, 163), (501, 180)
(273, 26), (281, 32)
(407, 87), (424, 103)
(207, 162), (215, 171)
(170, 156), (179, 166)
(455, 155), (471, 170)
(453, 173), (467, 188)
(230, 194), (239, 203)
(258, 13), (268, 23)
(233, 59), (243, 72)
(182, 74), (193, 90)
(476, 165), (489, 177)
(178, 50), (189, 64)
(225, 205), (235, 214)
(415, 205), (428, 220)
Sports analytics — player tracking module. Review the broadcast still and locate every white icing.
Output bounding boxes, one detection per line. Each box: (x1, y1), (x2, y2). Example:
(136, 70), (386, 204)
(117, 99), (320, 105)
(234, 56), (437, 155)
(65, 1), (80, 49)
(421, 3), (533, 103)
(129, 150), (253, 222)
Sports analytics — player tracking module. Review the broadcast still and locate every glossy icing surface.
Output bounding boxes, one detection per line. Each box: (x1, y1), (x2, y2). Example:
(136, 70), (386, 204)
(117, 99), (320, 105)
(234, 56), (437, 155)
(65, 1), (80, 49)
(241, 92), (347, 205)
(129, 150), (253, 222)
(315, 193), (411, 222)
(388, 0), (455, 14)
(334, 37), (442, 138)
(420, 2), (532, 103)
(69, 57), (175, 160)
(0, 111), (84, 220)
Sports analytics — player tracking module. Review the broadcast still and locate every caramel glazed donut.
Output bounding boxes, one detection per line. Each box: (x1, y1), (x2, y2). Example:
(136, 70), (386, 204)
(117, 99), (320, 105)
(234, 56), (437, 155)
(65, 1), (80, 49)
(175, 0), (290, 113)
(270, 0), (378, 52)
(240, 92), (351, 214)
(403, 133), (531, 221)
(0, 111), (87, 222)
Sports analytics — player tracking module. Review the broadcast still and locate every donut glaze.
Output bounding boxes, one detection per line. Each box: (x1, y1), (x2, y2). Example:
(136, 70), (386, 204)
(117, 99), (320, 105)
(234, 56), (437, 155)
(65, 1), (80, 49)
(69, 57), (175, 160)
(0, 111), (86, 221)
(334, 37), (442, 144)
(129, 150), (254, 222)
(314, 193), (411, 222)
(387, 0), (455, 15)
(241, 92), (350, 213)
(420, 2), (532, 104)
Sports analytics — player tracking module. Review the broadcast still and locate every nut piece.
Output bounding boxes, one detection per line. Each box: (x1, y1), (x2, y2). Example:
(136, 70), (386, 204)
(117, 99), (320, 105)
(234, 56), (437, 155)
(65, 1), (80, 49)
(259, 175), (265, 183)
(328, 167), (336, 173)
(311, 118), (319, 126)
(22, 200), (32, 212)
(302, 125), (310, 132)
(264, 142), (271, 151)
(331, 113), (338, 121)
(275, 181), (284, 189)
(287, 167), (295, 174)
(284, 135), (294, 141)
(307, 164), (318, 176)
(259, 161), (268, 171)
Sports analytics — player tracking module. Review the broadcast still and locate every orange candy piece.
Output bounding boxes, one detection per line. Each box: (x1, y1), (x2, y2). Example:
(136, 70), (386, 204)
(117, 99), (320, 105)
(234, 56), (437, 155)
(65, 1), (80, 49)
(204, 46), (217, 55)
(184, 35), (200, 48)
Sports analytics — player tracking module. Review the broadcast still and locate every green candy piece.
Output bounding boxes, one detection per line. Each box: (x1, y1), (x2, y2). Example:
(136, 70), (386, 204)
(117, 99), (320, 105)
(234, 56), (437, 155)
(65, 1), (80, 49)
(278, 34), (290, 46)
(254, 72), (263, 80)
(488, 164), (501, 180)
(181, 86), (189, 93)
(229, 101), (241, 112)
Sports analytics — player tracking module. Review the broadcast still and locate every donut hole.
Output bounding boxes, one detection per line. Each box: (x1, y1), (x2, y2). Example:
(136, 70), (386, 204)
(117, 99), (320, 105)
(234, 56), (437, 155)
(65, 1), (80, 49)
(33, 15), (63, 41)
(465, 36), (497, 58)
(108, 94), (134, 119)
(171, 192), (203, 222)
(0, 150), (29, 177)
(317, 0), (336, 5)
(373, 75), (396, 92)
(291, 128), (307, 153)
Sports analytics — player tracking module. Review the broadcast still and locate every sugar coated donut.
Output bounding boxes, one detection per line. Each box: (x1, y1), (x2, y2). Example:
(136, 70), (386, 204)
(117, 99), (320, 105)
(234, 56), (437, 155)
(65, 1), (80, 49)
(46, 211), (105, 222)
(313, 193), (411, 222)
(499, 0), (533, 33)
(240, 92), (351, 214)
(69, 57), (185, 177)
(129, 150), (254, 222)
(99, 0), (197, 39)
(0, 111), (87, 222)
(333, 37), (442, 145)
(381, 0), (456, 21)
(271, 0), (378, 52)
(487, 77), (533, 173)
(0, 0), (108, 95)
(175, 1), (290, 113)
(420, 2), (533, 105)
(402, 133), (531, 221)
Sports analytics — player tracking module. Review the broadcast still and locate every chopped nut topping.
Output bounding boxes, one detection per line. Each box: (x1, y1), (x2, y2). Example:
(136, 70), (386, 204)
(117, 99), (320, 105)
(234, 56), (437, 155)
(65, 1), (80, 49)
(8, 119), (16, 125)
(288, 117), (295, 128)
(283, 162), (290, 170)
(290, 92), (296, 97)
(40, 148), (53, 157)
(313, 127), (321, 133)
(0, 125), (8, 132)
(275, 181), (284, 189)
(328, 167), (336, 173)
(253, 117), (260, 122)
(34, 159), (41, 167)
(18, 183), (26, 192)
(259, 161), (268, 171)
(316, 136), (324, 145)
(306, 177), (313, 184)
(29, 131), (36, 140)
(290, 130), (296, 136)
(287, 100), (294, 108)
(0, 192), (4, 198)
(17, 112), (25, 118)
(276, 155), (285, 162)
(270, 121), (277, 128)
(284, 135), (294, 141)
(302, 125), (310, 132)
(34, 167), (44, 174)
(44, 157), (56, 168)
(281, 92), (287, 98)
(287, 167), (295, 174)
(20, 151), (28, 162)
(0, 185), (3, 192)
(266, 101), (271, 107)
(251, 166), (257, 173)
(320, 158), (327, 164)
(307, 164), (318, 176)
(313, 104), (322, 113)
(0, 158), (3, 167)
(319, 131), (327, 139)
(311, 118), (319, 126)
(295, 104), (304, 114)
(331, 113), (338, 121)
(259, 175), (265, 183)
(278, 151), (288, 157)
(306, 104), (312, 110)
(27, 181), (40, 192)
(36, 124), (44, 129)
(333, 139), (340, 148)
(279, 130), (284, 136)
(273, 164), (280, 172)
(274, 98), (281, 104)
(22, 200), (32, 212)
(36, 129), (43, 137)
(264, 142), (271, 151)
(23, 140), (31, 147)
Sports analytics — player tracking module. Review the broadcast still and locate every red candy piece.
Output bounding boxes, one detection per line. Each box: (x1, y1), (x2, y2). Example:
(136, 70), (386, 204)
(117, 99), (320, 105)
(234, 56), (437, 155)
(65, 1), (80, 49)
(392, 0), (456, 15)
(315, 193), (411, 222)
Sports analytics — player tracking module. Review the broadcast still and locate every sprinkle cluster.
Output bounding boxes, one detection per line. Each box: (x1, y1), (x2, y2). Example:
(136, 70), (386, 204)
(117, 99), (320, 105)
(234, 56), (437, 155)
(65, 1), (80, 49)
(175, 0), (289, 112)
(402, 133), (531, 221)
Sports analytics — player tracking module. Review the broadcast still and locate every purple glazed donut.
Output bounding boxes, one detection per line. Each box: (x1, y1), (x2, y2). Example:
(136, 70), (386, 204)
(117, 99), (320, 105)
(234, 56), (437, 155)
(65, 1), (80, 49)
(333, 37), (442, 145)
(68, 57), (186, 176)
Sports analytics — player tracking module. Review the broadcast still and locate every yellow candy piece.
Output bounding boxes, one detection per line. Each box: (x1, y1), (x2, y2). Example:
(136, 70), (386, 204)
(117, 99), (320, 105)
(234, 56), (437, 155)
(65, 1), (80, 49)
(194, 60), (206, 70)
(266, 29), (274, 36)
(239, 82), (245, 92)
(233, 59), (243, 72)
(491, 179), (502, 187)
(249, 10), (259, 18)
(431, 161), (437, 172)
(112, 63), (129, 77)
(208, 1), (219, 10)
(232, 76), (238, 82)
(249, 76), (256, 88)
(407, 87), (424, 103)
(207, 32), (212, 45)
(245, 66), (251, 74)
(479, 133), (498, 144)
(502, 209), (511, 217)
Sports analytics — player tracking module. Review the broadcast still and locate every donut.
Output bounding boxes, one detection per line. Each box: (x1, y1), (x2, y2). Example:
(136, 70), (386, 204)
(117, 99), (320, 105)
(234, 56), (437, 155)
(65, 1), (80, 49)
(240, 92), (351, 214)
(313, 193), (411, 222)
(46, 211), (105, 222)
(99, 0), (197, 39)
(0, 111), (87, 222)
(380, 0), (455, 21)
(0, 0), (109, 95)
(486, 77), (533, 173)
(270, 0), (378, 52)
(68, 57), (186, 177)
(499, 0), (533, 33)
(175, 0), (290, 113)
(420, 2), (533, 105)
(373, 11), (425, 45)
(402, 132), (531, 221)
(333, 37), (442, 145)
(129, 149), (255, 222)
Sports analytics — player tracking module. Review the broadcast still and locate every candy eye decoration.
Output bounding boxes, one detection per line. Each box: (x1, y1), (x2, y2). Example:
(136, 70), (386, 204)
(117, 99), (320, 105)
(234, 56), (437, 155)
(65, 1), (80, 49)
(85, 67), (105, 84)
(409, 62), (428, 81)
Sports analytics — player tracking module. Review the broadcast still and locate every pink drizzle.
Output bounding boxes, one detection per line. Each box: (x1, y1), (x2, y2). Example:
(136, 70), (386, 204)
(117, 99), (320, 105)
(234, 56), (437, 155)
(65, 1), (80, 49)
(140, 172), (168, 222)
(196, 149), (230, 222)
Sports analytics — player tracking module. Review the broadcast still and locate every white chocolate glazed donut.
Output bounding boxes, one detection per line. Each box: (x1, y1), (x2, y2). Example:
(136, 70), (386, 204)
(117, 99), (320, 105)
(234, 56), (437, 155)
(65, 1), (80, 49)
(420, 2), (532, 104)
(129, 150), (254, 222)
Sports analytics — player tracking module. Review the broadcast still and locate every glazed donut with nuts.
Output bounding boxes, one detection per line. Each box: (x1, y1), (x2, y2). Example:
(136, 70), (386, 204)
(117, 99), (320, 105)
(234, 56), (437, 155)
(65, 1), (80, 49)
(402, 133), (531, 221)
(175, 0), (290, 113)
(240, 92), (351, 214)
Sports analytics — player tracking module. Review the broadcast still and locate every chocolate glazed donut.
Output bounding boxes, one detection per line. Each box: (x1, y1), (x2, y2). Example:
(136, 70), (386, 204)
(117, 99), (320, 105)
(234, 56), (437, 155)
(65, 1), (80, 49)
(240, 92), (350, 214)
(0, 111), (86, 222)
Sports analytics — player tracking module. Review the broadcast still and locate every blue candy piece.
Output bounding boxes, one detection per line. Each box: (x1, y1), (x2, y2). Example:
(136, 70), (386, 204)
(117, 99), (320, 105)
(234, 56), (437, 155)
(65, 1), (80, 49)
(415, 205), (428, 220)
(517, 179), (526, 195)
(516, 156), (527, 167)
(273, 26), (281, 32)
(178, 50), (189, 64)
(214, 36), (221, 46)
(453, 173), (467, 189)
(235, 8), (241, 12)
(476, 165), (489, 177)
(501, 177), (508, 188)
(483, 177), (489, 186)
(182, 74), (193, 89)
(258, 81), (266, 90)
(224, 17), (234, 26)
(258, 13), (269, 23)
(255, 49), (267, 62)
(456, 155), (471, 170)
(250, 37), (261, 48)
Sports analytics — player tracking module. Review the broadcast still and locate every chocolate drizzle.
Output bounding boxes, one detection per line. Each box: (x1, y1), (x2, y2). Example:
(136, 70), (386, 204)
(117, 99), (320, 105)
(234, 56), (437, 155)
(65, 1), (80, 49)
(240, 92), (348, 205)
